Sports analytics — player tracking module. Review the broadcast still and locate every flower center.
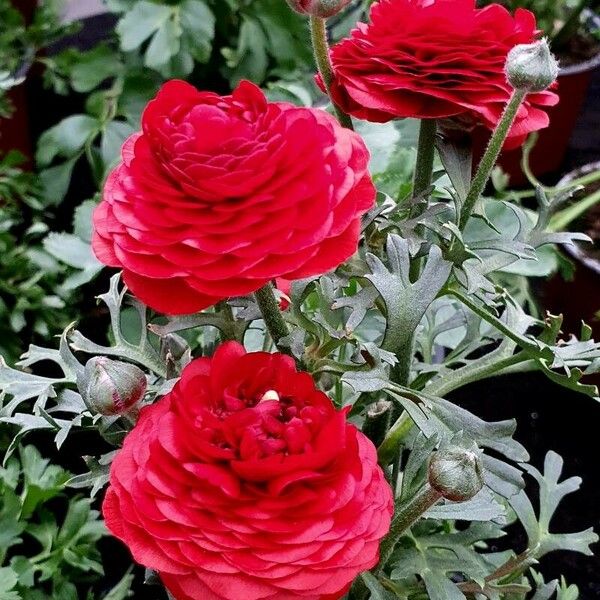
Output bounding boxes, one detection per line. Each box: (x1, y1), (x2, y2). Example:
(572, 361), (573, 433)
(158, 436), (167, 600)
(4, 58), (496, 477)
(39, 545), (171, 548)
(259, 389), (280, 403)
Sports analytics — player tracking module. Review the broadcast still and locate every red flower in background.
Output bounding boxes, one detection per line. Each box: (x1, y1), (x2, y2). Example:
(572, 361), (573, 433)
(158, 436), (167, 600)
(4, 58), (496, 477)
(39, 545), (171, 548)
(103, 342), (393, 600)
(320, 0), (558, 147)
(92, 80), (374, 315)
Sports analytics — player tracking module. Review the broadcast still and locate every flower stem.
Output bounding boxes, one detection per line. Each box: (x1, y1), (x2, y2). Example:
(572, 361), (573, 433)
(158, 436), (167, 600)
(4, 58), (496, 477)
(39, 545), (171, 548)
(375, 483), (443, 574)
(407, 119), (437, 283)
(459, 89), (527, 229)
(309, 15), (354, 130)
(350, 480), (441, 599)
(254, 283), (290, 352)
(411, 118), (438, 202)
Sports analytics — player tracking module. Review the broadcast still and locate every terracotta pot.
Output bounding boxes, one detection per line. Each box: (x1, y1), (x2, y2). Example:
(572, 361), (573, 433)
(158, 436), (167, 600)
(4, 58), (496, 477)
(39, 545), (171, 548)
(538, 161), (600, 337)
(474, 49), (600, 187)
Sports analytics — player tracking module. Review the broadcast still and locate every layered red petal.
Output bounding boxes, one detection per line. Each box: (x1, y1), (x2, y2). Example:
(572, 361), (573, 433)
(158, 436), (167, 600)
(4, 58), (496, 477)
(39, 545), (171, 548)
(93, 81), (375, 315)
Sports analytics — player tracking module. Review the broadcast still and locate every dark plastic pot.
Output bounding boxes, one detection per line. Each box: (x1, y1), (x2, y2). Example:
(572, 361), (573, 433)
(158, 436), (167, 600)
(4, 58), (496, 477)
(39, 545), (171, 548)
(450, 371), (600, 597)
(473, 48), (600, 187)
(537, 161), (600, 337)
(560, 161), (600, 274)
(0, 0), (36, 159)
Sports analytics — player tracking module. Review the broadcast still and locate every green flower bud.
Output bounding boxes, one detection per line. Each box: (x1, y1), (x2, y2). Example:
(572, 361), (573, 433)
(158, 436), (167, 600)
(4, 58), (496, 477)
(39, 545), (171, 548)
(428, 445), (484, 502)
(505, 39), (559, 93)
(78, 357), (147, 416)
(285, 0), (352, 18)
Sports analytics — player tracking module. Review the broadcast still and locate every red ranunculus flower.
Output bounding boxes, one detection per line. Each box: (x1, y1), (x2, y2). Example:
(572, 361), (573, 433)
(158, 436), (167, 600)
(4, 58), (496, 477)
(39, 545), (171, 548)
(92, 80), (375, 315)
(320, 0), (558, 148)
(103, 342), (393, 600)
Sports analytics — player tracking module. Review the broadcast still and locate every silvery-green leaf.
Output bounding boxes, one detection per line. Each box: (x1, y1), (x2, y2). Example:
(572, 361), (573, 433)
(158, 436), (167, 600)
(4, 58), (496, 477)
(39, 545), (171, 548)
(425, 488), (506, 523)
(509, 451), (598, 559)
(366, 234), (452, 358)
(360, 572), (397, 600)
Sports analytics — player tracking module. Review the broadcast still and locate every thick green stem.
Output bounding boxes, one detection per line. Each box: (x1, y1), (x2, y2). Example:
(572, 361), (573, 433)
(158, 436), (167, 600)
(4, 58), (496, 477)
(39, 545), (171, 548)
(411, 118), (438, 202)
(449, 288), (541, 354)
(425, 351), (527, 397)
(309, 15), (354, 130)
(375, 483), (442, 574)
(408, 119), (438, 282)
(254, 283), (290, 352)
(459, 89), (527, 229)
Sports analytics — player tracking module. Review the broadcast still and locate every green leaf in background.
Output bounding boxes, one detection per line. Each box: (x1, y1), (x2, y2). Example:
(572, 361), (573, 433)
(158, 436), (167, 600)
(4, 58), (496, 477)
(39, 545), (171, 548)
(356, 119), (419, 198)
(115, 0), (215, 75)
(19, 445), (70, 519)
(36, 115), (99, 167)
(118, 73), (161, 126)
(67, 452), (117, 498)
(72, 199), (98, 244)
(43, 232), (102, 292)
(180, 0), (215, 63)
(0, 567), (20, 600)
(0, 446), (110, 597)
(0, 488), (25, 564)
(509, 451), (599, 559)
(116, 1), (173, 52)
(102, 570), (134, 599)
(361, 572), (397, 600)
(38, 156), (79, 206)
(222, 17), (269, 85)
(145, 15), (181, 70)
(70, 44), (124, 93)
(100, 120), (135, 174)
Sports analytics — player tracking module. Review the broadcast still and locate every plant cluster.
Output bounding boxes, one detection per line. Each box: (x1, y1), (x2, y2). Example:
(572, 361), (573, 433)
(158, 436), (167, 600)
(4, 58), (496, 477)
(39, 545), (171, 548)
(0, 444), (132, 599)
(0, 0), (74, 117)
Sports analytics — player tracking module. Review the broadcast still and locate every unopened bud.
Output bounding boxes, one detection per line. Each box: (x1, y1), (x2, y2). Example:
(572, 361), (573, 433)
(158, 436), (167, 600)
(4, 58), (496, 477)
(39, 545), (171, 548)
(505, 39), (559, 93)
(78, 357), (147, 416)
(285, 0), (352, 18)
(428, 445), (484, 502)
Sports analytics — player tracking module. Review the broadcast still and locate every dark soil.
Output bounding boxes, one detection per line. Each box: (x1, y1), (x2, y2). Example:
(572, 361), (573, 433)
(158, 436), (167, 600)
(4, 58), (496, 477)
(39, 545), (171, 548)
(555, 32), (600, 68)
(451, 373), (600, 598)
(572, 177), (600, 260)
